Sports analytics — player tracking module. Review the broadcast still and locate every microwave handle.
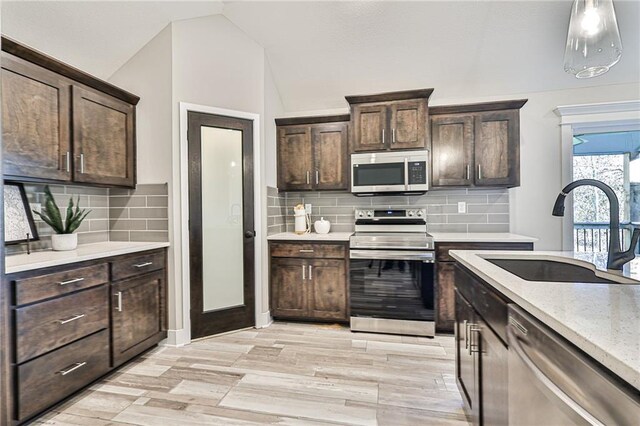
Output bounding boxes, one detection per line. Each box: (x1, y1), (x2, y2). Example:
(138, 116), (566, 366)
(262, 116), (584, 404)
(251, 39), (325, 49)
(404, 158), (409, 190)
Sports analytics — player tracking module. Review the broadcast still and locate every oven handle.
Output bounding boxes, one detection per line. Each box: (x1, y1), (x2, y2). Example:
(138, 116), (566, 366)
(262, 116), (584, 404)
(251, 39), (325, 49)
(350, 249), (435, 262)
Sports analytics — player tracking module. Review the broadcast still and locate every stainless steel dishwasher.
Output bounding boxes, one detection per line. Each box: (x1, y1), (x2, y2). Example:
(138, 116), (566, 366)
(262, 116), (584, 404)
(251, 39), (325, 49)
(507, 305), (640, 426)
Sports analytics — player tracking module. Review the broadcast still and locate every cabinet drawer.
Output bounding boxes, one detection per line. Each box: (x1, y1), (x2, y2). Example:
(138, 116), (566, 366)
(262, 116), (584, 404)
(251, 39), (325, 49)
(14, 263), (109, 305)
(17, 329), (109, 421)
(111, 250), (165, 281)
(436, 242), (533, 262)
(16, 285), (109, 364)
(270, 243), (346, 259)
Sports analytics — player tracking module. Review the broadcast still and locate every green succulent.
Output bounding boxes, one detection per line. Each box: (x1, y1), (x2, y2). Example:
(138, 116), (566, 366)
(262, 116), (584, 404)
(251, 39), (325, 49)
(32, 186), (91, 234)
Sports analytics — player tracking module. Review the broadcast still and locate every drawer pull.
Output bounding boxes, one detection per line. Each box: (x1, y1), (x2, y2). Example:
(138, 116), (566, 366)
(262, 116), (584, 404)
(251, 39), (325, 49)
(133, 262), (153, 268)
(59, 361), (87, 376)
(58, 278), (85, 286)
(58, 314), (85, 325)
(299, 249), (314, 253)
(115, 291), (123, 312)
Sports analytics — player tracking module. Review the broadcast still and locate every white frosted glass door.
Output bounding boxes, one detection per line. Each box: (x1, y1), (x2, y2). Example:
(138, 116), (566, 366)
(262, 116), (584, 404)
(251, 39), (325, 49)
(200, 126), (244, 312)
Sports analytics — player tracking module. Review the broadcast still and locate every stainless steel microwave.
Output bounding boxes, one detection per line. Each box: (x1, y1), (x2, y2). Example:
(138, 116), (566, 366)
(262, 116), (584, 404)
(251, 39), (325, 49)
(351, 150), (429, 195)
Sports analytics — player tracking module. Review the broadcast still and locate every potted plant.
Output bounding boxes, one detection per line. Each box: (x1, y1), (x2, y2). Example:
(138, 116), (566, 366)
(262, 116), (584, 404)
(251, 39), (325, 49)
(32, 186), (91, 251)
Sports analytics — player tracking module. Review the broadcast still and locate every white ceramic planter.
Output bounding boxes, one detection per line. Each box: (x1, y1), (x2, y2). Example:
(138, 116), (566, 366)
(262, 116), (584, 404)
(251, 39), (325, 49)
(314, 217), (331, 234)
(51, 233), (78, 251)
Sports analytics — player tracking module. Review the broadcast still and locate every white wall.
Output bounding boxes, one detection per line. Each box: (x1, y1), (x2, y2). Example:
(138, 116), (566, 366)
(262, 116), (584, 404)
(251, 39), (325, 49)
(110, 14), (274, 343)
(264, 58), (284, 187)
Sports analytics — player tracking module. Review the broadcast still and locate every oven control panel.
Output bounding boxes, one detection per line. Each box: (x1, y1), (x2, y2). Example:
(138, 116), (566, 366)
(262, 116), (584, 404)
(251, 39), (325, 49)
(354, 209), (426, 219)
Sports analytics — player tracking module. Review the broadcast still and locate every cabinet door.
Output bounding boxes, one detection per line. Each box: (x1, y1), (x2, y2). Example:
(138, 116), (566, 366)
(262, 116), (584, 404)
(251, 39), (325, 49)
(478, 317), (508, 426)
(112, 271), (163, 367)
(277, 126), (313, 190)
(389, 100), (427, 150)
(1, 53), (71, 181)
(431, 114), (474, 187)
(455, 290), (480, 425)
(271, 258), (308, 318)
(435, 262), (456, 332)
(352, 104), (387, 152)
(308, 259), (347, 321)
(474, 110), (519, 187)
(312, 122), (349, 190)
(72, 86), (135, 187)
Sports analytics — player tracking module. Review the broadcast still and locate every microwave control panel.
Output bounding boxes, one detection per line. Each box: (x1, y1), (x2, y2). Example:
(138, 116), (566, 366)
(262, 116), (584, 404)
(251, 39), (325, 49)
(408, 161), (427, 184)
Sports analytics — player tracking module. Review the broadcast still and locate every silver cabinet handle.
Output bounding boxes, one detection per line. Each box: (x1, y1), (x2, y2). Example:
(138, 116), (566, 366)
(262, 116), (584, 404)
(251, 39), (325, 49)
(469, 326), (481, 355)
(478, 164), (482, 180)
(299, 249), (314, 253)
(65, 152), (71, 173)
(58, 314), (85, 325)
(58, 278), (84, 286)
(79, 153), (85, 174)
(392, 128), (396, 144)
(308, 265), (312, 280)
(466, 164), (470, 180)
(306, 170), (310, 185)
(302, 265), (306, 280)
(382, 128), (385, 144)
(315, 170), (319, 185)
(463, 320), (468, 349)
(59, 361), (87, 376)
(115, 291), (123, 312)
(133, 262), (153, 268)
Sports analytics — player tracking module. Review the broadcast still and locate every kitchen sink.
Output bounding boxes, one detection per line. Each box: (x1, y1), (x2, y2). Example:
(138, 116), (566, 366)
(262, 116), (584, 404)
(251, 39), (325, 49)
(485, 258), (638, 284)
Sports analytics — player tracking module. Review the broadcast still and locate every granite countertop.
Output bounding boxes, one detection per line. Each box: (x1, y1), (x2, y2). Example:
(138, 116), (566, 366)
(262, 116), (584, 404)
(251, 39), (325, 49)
(267, 232), (353, 242)
(6, 241), (171, 274)
(430, 232), (538, 243)
(450, 249), (640, 390)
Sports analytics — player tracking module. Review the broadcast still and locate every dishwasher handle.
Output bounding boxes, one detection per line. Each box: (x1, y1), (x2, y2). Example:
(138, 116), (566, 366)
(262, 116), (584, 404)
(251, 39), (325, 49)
(507, 326), (604, 426)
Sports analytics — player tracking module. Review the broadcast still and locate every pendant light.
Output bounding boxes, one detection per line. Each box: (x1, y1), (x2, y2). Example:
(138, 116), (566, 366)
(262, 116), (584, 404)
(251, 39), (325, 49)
(564, 0), (623, 78)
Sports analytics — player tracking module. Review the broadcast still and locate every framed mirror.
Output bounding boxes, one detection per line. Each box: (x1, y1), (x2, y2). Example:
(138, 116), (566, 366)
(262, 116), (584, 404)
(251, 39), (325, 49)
(4, 182), (39, 245)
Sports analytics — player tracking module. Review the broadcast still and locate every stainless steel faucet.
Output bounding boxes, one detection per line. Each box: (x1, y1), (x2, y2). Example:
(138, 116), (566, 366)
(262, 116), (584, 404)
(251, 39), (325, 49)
(552, 179), (640, 270)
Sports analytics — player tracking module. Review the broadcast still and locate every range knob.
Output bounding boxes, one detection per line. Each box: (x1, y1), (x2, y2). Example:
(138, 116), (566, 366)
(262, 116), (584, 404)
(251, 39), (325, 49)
(358, 211), (365, 218)
(367, 211), (373, 217)
(417, 210), (424, 217)
(408, 211), (415, 217)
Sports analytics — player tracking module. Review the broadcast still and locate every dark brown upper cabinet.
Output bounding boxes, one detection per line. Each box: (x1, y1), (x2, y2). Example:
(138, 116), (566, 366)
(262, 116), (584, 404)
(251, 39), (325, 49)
(430, 99), (527, 188)
(346, 89), (433, 153)
(1, 36), (139, 188)
(72, 86), (135, 187)
(1, 53), (72, 182)
(276, 115), (349, 192)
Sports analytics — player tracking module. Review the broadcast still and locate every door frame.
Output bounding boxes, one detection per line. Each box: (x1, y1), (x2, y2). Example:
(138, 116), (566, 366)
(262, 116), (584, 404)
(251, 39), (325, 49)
(178, 102), (267, 345)
(555, 100), (640, 250)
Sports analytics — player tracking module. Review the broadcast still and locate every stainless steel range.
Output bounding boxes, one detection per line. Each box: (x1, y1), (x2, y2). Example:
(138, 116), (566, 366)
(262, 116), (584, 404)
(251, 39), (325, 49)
(349, 208), (435, 337)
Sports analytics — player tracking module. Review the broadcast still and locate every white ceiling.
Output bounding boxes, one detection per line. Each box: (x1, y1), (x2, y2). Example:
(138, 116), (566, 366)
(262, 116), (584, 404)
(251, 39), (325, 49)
(2, 1), (639, 111)
(1, 1), (224, 80)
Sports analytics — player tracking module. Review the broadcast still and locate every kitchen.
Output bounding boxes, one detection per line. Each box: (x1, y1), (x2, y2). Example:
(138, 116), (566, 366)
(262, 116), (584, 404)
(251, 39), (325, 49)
(0, 1), (639, 425)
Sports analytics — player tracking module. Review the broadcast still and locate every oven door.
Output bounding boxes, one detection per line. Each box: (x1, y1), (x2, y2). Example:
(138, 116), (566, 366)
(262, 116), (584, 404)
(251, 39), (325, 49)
(349, 250), (435, 322)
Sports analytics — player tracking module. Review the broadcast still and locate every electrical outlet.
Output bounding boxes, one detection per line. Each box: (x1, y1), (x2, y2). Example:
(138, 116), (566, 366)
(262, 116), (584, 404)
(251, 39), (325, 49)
(30, 203), (42, 214)
(458, 202), (466, 213)
(305, 203), (312, 215)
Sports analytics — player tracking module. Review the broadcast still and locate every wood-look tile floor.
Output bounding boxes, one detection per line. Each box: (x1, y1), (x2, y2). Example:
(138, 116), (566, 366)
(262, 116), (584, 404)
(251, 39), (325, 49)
(35, 322), (469, 426)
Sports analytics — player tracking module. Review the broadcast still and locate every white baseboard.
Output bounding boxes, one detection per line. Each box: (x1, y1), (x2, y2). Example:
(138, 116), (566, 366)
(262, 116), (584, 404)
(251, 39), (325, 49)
(256, 310), (272, 328)
(165, 328), (190, 347)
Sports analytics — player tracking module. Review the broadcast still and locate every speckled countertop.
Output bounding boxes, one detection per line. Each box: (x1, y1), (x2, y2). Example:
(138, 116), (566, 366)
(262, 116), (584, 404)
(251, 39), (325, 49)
(450, 250), (640, 390)
(6, 241), (170, 274)
(267, 232), (353, 242)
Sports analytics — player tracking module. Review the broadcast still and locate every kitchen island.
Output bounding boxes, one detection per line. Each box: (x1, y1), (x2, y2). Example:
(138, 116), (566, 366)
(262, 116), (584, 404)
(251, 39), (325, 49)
(450, 249), (639, 425)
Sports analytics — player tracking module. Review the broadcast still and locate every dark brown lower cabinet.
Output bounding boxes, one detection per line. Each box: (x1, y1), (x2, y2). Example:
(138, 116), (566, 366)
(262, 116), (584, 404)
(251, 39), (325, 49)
(111, 270), (165, 367)
(455, 264), (510, 426)
(436, 241), (533, 332)
(270, 242), (348, 322)
(4, 248), (167, 424)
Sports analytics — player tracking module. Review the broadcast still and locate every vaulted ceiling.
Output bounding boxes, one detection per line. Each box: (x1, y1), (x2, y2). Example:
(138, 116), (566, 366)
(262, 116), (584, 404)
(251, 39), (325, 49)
(3, 1), (639, 112)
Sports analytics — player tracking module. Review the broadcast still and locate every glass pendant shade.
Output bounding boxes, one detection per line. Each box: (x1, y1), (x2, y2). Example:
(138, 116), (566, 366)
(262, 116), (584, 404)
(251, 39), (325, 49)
(564, 0), (623, 78)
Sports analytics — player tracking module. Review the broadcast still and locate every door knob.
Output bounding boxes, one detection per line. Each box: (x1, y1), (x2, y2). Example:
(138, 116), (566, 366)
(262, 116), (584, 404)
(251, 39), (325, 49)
(244, 230), (255, 238)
